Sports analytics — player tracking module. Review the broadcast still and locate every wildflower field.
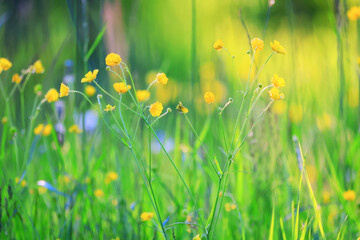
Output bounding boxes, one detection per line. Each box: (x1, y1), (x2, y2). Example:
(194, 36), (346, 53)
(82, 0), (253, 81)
(1, 0), (360, 239)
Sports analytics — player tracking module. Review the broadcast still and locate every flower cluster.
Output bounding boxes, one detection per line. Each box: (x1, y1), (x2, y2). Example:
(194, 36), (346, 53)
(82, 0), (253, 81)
(348, 6), (360, 21)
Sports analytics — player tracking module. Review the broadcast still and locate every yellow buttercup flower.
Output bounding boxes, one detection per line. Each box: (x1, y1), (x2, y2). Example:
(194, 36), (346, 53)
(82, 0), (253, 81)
(105, 171), (118, 184)
(316, 113), (332, 131)
(213, 39), (224, 50)
(272, 74), (285, 88)
(81, 69), (99, 83)
(140, 212), (154, 221)
(15, 177), (27, 187)
(0, 58), (12, 73)
(156, 73), (168, 85)
(34, 124), (45, 135)
(270, 40), (286, 54)
(85, 85), (96, 97)
(136, 90), (150, 102)
(225, 203), (236, 212)
(289, 104), (303, 123)
(1, 117), (8, 124)
(272, 101), (286, 115)
(176, 101), (188, 114)
(33, 60), (45, 74)
(343, 190), (356, 201)
(105, 53), (122, 66)
(69, 124), (82, 134)
(193, 234), (201, 240)
(12, 74), (22, 84)
(347, 6), (360, 21)
(42, 124), (52, 136)
(322, 191), (331, 204)
(251, 38), (264, 51)
(113, 82), (131, 94)
(149, 102), (163, 117)
(104, 104), (116, 112)
(45, 88), (59, 102)
(269, 88), (284, 101)
(204, 92), (215, 104)
(60, 83), (69, 97)
(94, 189), (105, 198)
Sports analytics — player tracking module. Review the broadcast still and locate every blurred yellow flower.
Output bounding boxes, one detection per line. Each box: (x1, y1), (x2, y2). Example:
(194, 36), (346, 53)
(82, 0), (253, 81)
(225, 203), (236, 212)
(316, 113), (332, 131)
(42, 124), (52, 136)
(12, 73), (22, 84)
(213, 39), (224, 50)
(105, 171), (118, 184)
(15, 177), (27, 187)
(176, 101), (189, 114)
(251, 38), (264, 51)
(63, 175), (71, 184)
(85, 85), (96, 97)
(289, 104), (303, 123)
(272, 74), (285, 88)
(113, 82), (131, 94)
(343, 190), (356, 201)
(0, 58), (12, 73)
(357, 57), (360, 65)
(81, 69), (99, 83)
(105, 53), (122, 66)
(94, 189), (105, 198)
(156, 73), (168, 85)
(136, 90), (150, 102)
(45, 88), (59, 102)
(38, 186), (47, 195)
(149, 102), (163, 117)
(104, 104), (116, 112)
(204, 92), (215, 104)
(348, 88), (359, 108)
(140, 212), (154, 221)
(269, 88), (284, 101)
(34, 124), (44, 135)
(33, 60), (45, 74)
(60, 83), (69, 97)
(193, 234), (201, 240)
(347, 6), (360, 21)
(270, 40), (286, 54)
(2, 117), (8, 124)
(272, 101), (286, 115)
(322, 191), (331, 204)
(69, 124), (82, 134)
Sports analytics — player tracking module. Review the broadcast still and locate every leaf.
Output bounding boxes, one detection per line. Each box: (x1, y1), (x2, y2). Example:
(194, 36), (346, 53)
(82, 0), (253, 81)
(84, 24), (107, 62)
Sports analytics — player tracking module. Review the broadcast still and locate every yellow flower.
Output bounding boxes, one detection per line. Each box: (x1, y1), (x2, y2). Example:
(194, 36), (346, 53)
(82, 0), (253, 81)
(322, 191), (331, 204)
(156, 73), (168, 85)
(1, 117), (8, 124)
(104, 104), (116, 112)
(113, 82), (131, 94)
(81, 69), (99, 83)
(225, 203), (236, 212)
(251, 38), (264, 51)
(136, 90), (150, 102)
(38, 186), (48, 195)
(176, 101), (189, 114)
(94, 189), (105, 198)
(213, 39), (224, 50)
(140, 212), (154, 221)
(149, 102), (163, 117)
(347, 6), (360, 21)
(272, 74), (285, 88)
(343, 190), (356, 201)
(33, 60), (45, 74)
(0, 58), (12, 73)
(289, 104), (303, 123)
(60, 83), (69, 97)
(270, 40), (286, 54)
(193, 234), (201, 240)
(12, 74), (22, 84)
(357, 57), (360, 65)
(63, 175), (71, 184)
(269, 88), (284, 101)
(204, 92), (215, 104)
(42, 124), (52, 136)
(34, 124), (44, 135)
(105, 171), (118, 184)
(105, 53), (122, 66)
(45, 88), (59, 102)
(15, 177), (27, 187)
(316, 113), (332, 131)
(85, 85), (96, 97)
(68, 124), (82, 134)
(272, 101), (286, 115)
